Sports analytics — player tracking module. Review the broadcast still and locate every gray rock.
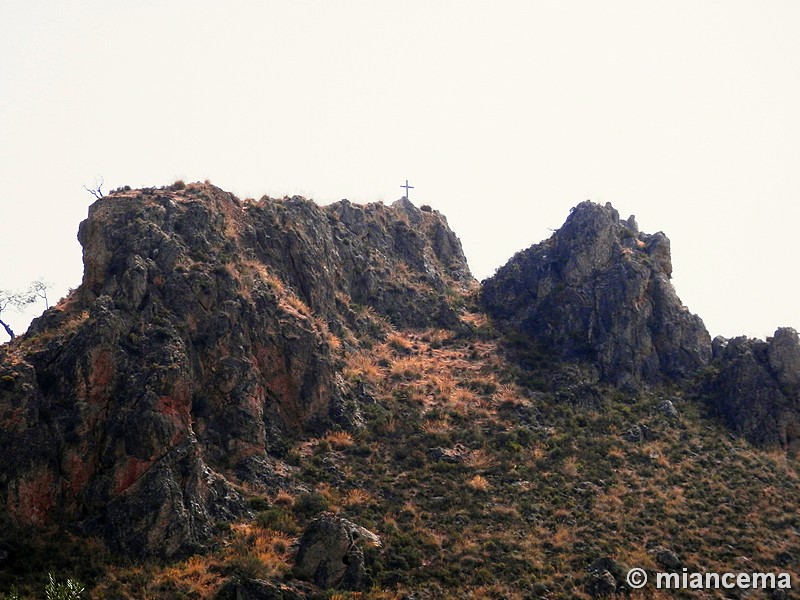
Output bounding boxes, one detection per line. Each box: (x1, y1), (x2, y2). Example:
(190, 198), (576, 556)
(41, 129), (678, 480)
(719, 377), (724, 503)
(623, 424), (653, 443)
(586, 557), (625, 596)
(649, 546), (681, 570)
(214, 577), (313, 599)
(482, 201), (711, 385)
(294, 513), (381, 590)
(705, 328), (800, 448)
(428, 446), (464, 463)
(659, 399), (680, 420)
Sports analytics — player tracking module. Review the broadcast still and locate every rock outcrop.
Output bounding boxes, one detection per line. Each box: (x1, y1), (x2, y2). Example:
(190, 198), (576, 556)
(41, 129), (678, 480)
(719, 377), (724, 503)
(0, 183), (471, 557)
(705, 328), (800, 449)
(294, 513), (381, 590)
(482, 201), (711, 385)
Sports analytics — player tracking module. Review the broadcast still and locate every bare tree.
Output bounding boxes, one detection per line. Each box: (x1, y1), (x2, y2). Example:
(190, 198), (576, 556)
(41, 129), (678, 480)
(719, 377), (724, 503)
(0, 289), (34, 341)
(30, 278), (51, 309)
(83, 175), (104, 199)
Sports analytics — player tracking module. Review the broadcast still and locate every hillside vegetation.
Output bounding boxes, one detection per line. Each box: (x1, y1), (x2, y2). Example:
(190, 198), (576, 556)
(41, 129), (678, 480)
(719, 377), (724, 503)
(0, 184), (797, 598)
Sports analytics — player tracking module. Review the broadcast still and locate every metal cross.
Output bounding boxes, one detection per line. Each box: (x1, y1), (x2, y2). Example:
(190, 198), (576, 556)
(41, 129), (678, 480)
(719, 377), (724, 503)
(401, 179), (414, 199)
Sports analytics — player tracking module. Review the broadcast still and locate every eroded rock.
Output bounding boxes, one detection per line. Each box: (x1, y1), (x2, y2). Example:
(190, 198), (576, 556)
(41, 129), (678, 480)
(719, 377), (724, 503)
(294, 513), (381, 590)
(705, 328), (800, 448)
(482, 201), (711, 385)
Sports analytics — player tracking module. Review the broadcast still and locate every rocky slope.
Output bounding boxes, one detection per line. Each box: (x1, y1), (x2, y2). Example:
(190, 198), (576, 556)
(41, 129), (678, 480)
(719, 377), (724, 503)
(0, 182), (472, 558)
(2, 187), (800, 599)
(482, 201), (711, 386)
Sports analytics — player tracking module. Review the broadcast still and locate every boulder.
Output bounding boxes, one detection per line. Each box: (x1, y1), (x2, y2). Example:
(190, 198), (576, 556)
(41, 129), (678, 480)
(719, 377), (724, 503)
(585, 557), (626, 596)
(294, 513), (381, 590)
(649, 546), (681, 570)
(214, 577), (313, 600)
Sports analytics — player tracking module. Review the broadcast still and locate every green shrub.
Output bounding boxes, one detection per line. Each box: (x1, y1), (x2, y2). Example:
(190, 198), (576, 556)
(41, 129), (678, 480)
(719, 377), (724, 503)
(255, 507), (298, 533)
(292, 492), (329, 520)
(44, 573), (84, 600)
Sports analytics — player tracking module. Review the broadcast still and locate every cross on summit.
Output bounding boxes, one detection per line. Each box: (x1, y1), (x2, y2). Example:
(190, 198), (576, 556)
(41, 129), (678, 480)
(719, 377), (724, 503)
(401, 179), (414, 199)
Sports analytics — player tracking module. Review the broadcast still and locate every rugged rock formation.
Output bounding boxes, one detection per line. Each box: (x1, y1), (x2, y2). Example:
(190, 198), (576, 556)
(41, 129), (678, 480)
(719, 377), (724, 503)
(0, 183), (471, 557)
(294, 513), (381, 590)
(705, 328), (800, 449)
(482, 201), (711, 385)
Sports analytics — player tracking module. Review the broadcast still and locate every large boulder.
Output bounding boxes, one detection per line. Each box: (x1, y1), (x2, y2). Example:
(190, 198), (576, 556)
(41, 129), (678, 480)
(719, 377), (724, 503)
(294, 513), (381, 590)
(482, 201), (711, 385)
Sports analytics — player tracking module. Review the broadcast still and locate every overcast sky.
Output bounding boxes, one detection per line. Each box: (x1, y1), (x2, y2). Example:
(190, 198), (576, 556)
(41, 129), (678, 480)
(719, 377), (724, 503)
(2, 1), (799, 340)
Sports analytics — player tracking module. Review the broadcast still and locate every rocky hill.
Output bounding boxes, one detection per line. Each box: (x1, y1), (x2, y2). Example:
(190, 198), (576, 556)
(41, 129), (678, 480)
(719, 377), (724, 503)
(0, 183), (472, 559)
(481, 201), (711, 387)
(1, 186), (799, 599)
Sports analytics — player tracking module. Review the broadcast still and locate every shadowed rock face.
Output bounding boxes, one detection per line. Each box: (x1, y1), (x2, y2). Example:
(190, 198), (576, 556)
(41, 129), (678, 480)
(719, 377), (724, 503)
(706, 328), (800, 449)
(0, 183), (471, 557)
(481, 201), (711, 385)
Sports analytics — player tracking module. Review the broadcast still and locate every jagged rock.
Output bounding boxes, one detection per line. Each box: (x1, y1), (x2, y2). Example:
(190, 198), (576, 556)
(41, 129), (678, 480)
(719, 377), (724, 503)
(214, 577), (314, 600)
(0, 183), (471, 557)
(623, 424), (653, 443)
(294, 513), (381, 590)
(482, 200), (711, 385)
(427, 446), (465, 463)
(705, 328), (800, 448)
(649, 546), (681, 570)
(585, 557), (626, 596)
(659, 399), (680, 420)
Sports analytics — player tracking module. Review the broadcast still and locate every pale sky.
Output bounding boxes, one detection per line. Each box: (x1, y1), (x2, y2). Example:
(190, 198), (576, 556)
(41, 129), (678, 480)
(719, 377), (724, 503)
(2, 1), (799, 341)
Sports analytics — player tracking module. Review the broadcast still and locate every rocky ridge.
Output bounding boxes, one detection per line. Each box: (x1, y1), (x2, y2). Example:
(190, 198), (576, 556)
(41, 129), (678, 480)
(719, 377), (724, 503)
(2, 186), (800, 598)
(0, 182), (472, 558)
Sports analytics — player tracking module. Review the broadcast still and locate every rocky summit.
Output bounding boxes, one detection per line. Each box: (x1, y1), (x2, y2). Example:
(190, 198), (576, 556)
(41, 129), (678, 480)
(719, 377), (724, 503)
(1, 184), (800, 599)
(482, 201), (711, 386)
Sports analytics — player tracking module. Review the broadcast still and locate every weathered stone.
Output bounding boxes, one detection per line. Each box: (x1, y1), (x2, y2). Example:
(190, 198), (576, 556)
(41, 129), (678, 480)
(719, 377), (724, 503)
(649, 546), (681, 570)
(482, 200), (711, 385)
(705, 328), (800, 449)
(214, 577), (314, 600)
(427, 446), (465, 463)
(659, 399), (680, 420)
(294, 513), (381, 590)
(585, 557), (626, 596)
(623, 424), (653, 443)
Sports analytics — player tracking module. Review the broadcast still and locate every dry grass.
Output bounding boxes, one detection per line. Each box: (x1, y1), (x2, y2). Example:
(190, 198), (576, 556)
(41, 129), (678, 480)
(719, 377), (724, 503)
(465, 449), (495, 470)
(343, 352), (382, 383)
(323, 430), (355, 448)
(467, 475), (490, 492)
(561, 456), (579, 478)
(389, 356), (425, 380)
(273, 490), (294, 507)
(386, 332), (413, 353)
(342, 488), (374, 507)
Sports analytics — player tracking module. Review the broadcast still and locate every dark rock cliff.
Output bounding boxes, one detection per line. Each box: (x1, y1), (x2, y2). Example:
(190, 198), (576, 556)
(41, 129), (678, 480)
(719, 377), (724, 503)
(705, 328), (800, 449)
(0, 183), (472, 557)
(481, 201), (711, 385)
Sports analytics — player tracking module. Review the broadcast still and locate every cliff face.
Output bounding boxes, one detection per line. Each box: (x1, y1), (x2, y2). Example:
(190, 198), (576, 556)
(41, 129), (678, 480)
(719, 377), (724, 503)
(0, 183), (472, 557)
(481, 201), (711, 385)
(706, 328), (800, 449)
